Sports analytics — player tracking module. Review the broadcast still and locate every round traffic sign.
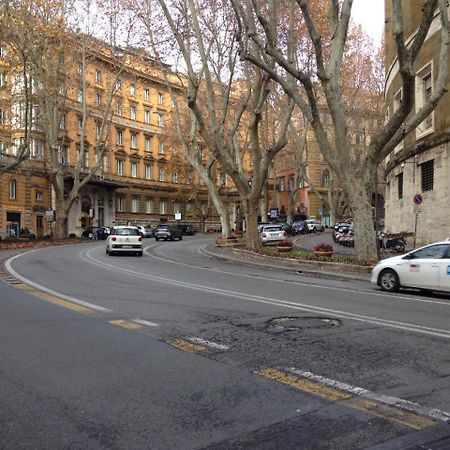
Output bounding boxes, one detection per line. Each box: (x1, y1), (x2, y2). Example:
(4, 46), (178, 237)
(413, 194), (423, 205)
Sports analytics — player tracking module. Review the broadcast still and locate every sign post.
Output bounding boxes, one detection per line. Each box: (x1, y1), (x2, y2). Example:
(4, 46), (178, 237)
(412, 194), (423, 248)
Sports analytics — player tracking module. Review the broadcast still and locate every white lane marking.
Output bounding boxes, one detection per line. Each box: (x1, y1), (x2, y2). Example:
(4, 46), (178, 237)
(286, 367), (450, 422)
(81, 248), (450, 339)
(132, 319), (160, 327)
(149, 245), (450, 308)
(5, 252), (111, 313)
(186, 337), (229, 350)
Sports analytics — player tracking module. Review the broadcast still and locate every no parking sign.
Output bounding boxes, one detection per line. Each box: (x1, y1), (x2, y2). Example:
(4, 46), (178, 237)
(413, 194), (423, 206)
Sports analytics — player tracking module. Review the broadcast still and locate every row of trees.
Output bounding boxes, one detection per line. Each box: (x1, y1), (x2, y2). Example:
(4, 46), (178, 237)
(1, 0), (448, 262)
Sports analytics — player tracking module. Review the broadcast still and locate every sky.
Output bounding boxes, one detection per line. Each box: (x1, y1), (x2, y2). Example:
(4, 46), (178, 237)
(351, 0), (385, 46)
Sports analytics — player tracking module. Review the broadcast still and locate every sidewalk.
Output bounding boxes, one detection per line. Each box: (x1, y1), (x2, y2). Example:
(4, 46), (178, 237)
(201, 242), (372, 283)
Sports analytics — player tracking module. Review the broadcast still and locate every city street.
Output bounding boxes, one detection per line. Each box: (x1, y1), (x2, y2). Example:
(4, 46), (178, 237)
(1, 235), (450, 449)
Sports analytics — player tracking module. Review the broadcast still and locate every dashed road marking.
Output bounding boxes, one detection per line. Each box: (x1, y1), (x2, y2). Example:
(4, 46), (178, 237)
(131, 319), (160, 327)
(257, 368), (442, 431)
(168, 339), (207, 353)
(186, 337), (229, 350)
(109, 320), (143, 330)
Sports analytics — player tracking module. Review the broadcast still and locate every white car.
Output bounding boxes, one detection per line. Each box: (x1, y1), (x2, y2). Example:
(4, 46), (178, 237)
(259, 224), (287, 245)
(371, 241), (450, 293)
(106, 226), (143, 256)
(305, 219), (324, 232)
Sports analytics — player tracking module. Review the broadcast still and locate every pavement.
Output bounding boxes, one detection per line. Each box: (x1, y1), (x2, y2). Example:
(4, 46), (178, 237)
(201, 231), (373, 283)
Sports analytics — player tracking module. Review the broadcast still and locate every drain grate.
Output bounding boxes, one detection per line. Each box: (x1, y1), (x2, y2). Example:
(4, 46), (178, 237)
(268, 316), (341, 330)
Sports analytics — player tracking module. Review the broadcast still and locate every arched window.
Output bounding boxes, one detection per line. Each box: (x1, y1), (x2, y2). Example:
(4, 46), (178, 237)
(322, 169), (330, 187)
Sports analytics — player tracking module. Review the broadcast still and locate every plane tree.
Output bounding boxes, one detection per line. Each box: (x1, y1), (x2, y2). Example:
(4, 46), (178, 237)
(231, 0), (449, 261)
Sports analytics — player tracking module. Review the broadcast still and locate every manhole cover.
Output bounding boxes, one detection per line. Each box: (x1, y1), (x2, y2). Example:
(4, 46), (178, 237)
(268, 316), (341, 330)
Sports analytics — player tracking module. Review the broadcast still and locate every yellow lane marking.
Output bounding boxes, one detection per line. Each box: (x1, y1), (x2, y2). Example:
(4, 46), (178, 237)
(109, 320), (143, 330)
(168, 339), (207, 353)
(256, 369), (436, 430)
(31, 291), (92, 313)
(256, 368), (350, 401)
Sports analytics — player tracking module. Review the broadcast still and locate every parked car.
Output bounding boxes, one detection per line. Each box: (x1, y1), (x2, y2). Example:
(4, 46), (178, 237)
(332, 222), (352, 242)
(279, 223), (296, 236)
(179, 224), (197, 235)
(259, 224), (287, 245)
(371, 240), (450, 293)
(154, 224), (184, 241)
(305, 219), (324, 232)
(81, 226), (110, 240)
(292, 221), (308, 234)
(106, 226), (143, 256)
(135, 225), (153, 238)
(257, 222), (271, 233)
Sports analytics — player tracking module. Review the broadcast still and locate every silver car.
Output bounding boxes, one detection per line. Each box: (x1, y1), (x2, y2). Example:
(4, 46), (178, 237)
(259, 224), (287, 245)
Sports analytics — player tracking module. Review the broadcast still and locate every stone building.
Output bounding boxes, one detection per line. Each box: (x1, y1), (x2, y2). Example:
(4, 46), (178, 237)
(383, 0), (450, 245)
(0, 38), (232, 238)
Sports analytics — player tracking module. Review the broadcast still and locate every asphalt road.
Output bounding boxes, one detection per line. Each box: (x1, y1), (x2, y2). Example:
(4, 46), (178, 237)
(1, 235), (450, 449)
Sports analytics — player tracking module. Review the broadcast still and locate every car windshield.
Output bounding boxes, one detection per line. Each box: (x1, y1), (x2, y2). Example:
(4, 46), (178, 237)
(115, 228), (139, 236)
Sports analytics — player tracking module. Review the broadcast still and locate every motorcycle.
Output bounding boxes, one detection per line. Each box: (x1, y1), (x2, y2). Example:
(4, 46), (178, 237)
(379, 232), (406, 253)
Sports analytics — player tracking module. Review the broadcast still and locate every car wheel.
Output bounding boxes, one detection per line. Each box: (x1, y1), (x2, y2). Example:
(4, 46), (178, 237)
(179, 235), (183, 240)
(106, 247), (109, 254)
(379, 269), (400, 292)
(137, 251), (143, 257)
(155, 237), (159, 241)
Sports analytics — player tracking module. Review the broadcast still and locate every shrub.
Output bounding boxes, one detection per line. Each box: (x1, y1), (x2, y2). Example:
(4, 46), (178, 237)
(28, 233), (36, 240)
(314, 243), (333, 252)
(277, 239), (293, 248)
(68, 233), (77, 239)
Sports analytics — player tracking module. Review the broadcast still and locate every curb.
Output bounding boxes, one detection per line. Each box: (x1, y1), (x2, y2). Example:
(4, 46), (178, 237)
(200, 245), (372, 283)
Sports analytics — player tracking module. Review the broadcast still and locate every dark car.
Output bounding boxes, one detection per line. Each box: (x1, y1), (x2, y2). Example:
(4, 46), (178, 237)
(154, 224), (184, 241)
(279, 223), (296, 236)
(179, 224), (197, 236)
(81, 227), (110, 240)
(292, 221), (308, 234)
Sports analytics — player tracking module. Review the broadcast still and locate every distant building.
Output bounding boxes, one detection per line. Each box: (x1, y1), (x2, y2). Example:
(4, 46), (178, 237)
(383, 0), (450, 244)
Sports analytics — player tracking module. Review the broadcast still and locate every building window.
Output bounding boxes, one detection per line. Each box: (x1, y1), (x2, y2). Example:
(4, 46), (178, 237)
(159, 169), (165, 181)
(130, 83), (136, 96)
(117, 129), (123, 146)
(416, 62), (434, 136)
(397, 172), (403, 199)
(115, 79), (122, 91)
(145, 199), (153, 214)
(158, 92), (164, 104)
(220, 173), (227, 187)
(130, 105), (137, 120)
(58, 146), (68, 165)
(159, 199), (166, 214)
(9, 179), (17, 199)
(173, 201), (180, 214)
(322, 169), (330, 187)
(0, 72), (8, 87)
(420, 159), (434, 192)
(36, 191), (44, 201)
(78, 149), (89, 168)
(172, 171), (178, 183)
(145, 164), (153, 179)
(131, 197), (138, 213)
(31, 139), (44, 159)
(131, 161), (138, 177)
(145, 136), (152, 152)
(117, 159), (124, 175)
(130, 134), (137, 149)
(158, 140), (164, 154)
(393, 88), (404, 152)
(144, 110), (150, 124)
(96, 92), (102, 107)
(0, 46), (7, 58)
(0, 140), (6, 154)
(115, 100), (122, 116)
(117, 196), (124, 212)
(96, 124), (101, 139)
(77, 88), (83, 102)
(59, 114), (65, 130)
(95, 70), (102, 83)
(157, 113), (164, 127)
(144, 88), (150, 100)
(0, 108), (7, 124)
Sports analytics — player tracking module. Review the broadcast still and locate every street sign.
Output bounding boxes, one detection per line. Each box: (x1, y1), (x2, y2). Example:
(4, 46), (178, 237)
(270, 207), (279, 219)
(413, 205), (422, 214)
(413, 194), (423, 206)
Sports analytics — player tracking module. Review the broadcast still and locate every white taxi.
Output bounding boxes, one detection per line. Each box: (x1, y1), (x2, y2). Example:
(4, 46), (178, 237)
(106, 226), (143, 256)
(371, 241), (450, 293)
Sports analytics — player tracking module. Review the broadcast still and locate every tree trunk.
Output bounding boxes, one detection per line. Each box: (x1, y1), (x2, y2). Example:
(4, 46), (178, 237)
(286, 189), (298, 225)
(208, 187), (231, 236)
(54, 197), (69, 239)
(242, 196), (261, 251)
(347, 179), (378, 262)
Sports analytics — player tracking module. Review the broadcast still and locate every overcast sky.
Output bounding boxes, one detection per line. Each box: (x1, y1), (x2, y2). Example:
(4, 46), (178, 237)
(352, 0), (385, 45)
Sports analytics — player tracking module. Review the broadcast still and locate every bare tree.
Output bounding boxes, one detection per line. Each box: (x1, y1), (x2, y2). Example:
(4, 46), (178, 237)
(132, 0), (294, 249)
(232, 0), (449, 261)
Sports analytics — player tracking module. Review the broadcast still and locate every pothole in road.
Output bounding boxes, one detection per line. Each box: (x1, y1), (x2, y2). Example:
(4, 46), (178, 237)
(267, 316), (341, 331)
